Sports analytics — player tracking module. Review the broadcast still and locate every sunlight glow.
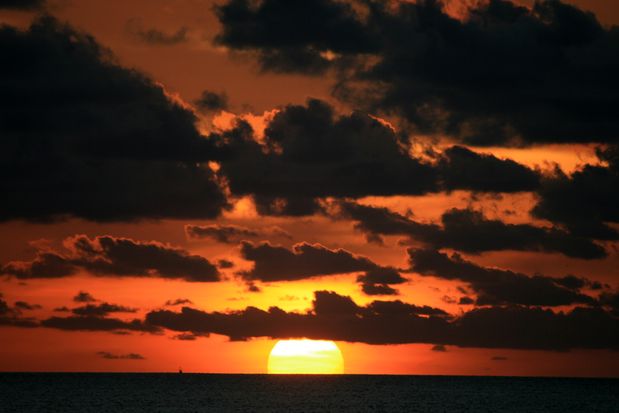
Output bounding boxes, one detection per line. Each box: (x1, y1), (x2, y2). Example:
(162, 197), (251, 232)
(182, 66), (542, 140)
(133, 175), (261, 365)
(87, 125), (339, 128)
(267, 339), (344, 374)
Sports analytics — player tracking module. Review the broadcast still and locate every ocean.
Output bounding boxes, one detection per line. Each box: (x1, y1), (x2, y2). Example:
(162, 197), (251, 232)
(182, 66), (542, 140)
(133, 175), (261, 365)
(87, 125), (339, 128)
(1, 373), (617, 412)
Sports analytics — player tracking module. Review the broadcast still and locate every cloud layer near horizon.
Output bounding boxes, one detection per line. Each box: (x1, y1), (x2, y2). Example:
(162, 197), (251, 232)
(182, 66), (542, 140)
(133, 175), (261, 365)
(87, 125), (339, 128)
(4, 289), (616, 350)
(145, 290), (619, 350)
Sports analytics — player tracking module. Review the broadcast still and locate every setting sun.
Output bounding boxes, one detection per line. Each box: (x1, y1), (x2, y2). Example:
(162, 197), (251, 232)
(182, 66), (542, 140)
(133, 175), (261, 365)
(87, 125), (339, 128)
(267, 340), (344, 374)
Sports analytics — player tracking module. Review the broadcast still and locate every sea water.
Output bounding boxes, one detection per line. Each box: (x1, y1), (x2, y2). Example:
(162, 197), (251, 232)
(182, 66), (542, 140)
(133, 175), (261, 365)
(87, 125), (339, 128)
(1, 373), (617, 412)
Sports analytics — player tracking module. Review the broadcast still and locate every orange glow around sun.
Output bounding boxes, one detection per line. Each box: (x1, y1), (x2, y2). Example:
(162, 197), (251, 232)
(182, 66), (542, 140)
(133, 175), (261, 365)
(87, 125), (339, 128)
(267, 340), (344, 374)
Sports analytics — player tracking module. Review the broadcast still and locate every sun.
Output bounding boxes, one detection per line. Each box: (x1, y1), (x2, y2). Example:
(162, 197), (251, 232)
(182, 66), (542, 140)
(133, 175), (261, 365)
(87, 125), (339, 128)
(267, 339), (344, 374)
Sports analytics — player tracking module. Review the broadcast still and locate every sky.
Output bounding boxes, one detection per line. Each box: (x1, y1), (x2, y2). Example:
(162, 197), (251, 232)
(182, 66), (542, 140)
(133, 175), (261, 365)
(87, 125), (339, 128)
(0, 0), (618, 377)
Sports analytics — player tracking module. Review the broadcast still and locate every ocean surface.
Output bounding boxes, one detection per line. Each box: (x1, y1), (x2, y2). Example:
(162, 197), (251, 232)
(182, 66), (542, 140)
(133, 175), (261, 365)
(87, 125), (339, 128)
(1, 373), (618, 412)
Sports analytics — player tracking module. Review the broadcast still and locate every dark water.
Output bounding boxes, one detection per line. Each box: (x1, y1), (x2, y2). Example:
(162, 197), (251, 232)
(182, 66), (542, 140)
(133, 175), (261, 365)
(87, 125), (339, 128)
(1, 373), (617, 412)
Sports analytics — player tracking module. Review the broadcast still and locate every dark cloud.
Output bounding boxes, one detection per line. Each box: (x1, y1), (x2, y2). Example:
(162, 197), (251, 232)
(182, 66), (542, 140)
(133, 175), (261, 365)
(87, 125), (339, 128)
(186, 224), (293, 243)
(165, 298), (194, 307)
(239, 241), (408, 295)
(600, 291), (619, 316)
(186, 224), (259, 243)
(173, 333), (201, 341)
(0, 294), (38, 327)
(14, 301), (42, 311)
(431, 344), (447, 352)
(357, 267), (407, 296)
(408, 249), (597, 307)
(97, 351), (145, 360)
(126, 19), (188, 45)
(239, 240), (377, 282)
(0, 0), (44, 9)
(216, 99), (541, 216)
(72, 303), (137, 317)
(425, 208), (606, 259)
(361, 283), (398, 296)
(1, 235), (220, 282)
(357, 267), (406, 285)
(246, 282), (261, 293)
(459, 296), (475, 305)
(338, 202), (606, 259)
(1, 252), (76, 279)
(216, 0), (619, 146)
(365, 298), (450, 318)
(194, 90), (229, 112)
(532, 145), (619, 240)
(442, 305), (619, 350)
(0, 16), (227, 222)
(217, 259), (235, 269)
(214, 0), (377, 75)
(216, 99), (438, 215)
(442, 296), (457, 304)
(437, 146), (539, 192)
(553, 274), (603, 291)
(41, 315), (159, 333)
(145, 290), (619, 349)
(73, 291), (97, 303)
(0, 294), (13, 317)
(313, 290), (359, 316)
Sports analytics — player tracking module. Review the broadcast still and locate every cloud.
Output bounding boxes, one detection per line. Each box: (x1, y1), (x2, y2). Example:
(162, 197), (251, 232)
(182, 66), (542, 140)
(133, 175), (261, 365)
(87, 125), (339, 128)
(97, 351), (145, 360)
(0, 0), (44, 9)
(239, 240), (409, 295)
(165, 298), (194, 307)
(408, 249), (597, 307)
(41, 315), (159, 333)
(13, 301), (42, 311)
(437, 145), (539, 192)
(146, 290), (451, 343)
(239, 240), (387, 282)
(360, 283), (399, 296)
(357, 267), (407, 296)
(215, 0), (619, 146)
(73, 291), (97, 303)
(532, 145), (619, 240)
(600, 291), (619, 316)
(431, 344), (447, 352)
(215, 99), (541, 216)
(7, 290), (617, 350)
(217, 259), (235, 269)
(459, 297), (475, 305)
(72, 303), (137, 317)
(246, 282), (261, 293)
(126, 19), (188, 45)
(0, 16), (227, 222)
(1, 235), (220, 282)
(214, 0), (376, 75)
(186, 224), (259, 243)
(173, 333), (201, 341)
(186, 224), (293, 243)
(194, 90), (229, 112)
(37, 294), (157, 333)
(0, 294), (38, 327)
(145, 290), (619, 350)
(337, 202), (606, 259)
(216, 99), (437, 215)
